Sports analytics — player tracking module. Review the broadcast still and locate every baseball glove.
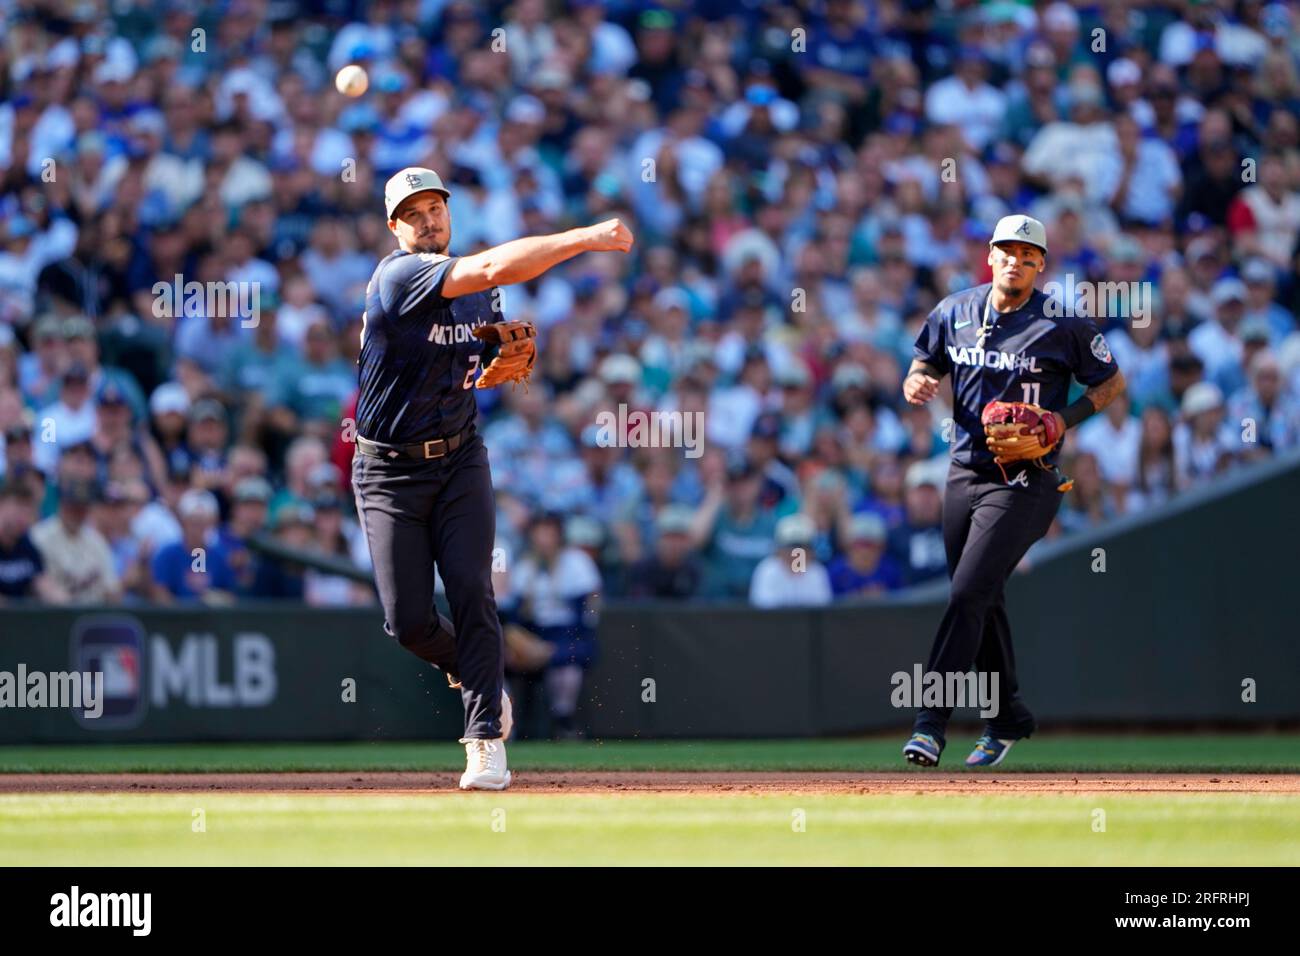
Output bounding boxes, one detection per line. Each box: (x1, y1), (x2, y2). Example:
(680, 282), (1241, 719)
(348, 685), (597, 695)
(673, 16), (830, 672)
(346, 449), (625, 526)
(472, 320), (536, 389)
(981, 400), (1064, 464)
(503, 623), (556, 673)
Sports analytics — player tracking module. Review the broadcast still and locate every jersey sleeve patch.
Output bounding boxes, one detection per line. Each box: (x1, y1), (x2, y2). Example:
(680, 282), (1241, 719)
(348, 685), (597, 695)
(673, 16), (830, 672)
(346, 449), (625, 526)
(1090, 332), (1113, 364)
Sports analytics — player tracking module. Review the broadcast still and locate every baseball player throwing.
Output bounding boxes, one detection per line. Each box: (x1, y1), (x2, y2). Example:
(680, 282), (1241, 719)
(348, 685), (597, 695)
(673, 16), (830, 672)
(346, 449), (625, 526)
(900, 215), (1126, 768)
(353, 167), (633, 789)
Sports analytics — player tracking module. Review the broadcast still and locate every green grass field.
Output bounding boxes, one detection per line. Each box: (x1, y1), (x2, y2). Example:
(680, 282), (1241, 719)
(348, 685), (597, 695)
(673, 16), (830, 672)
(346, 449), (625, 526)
(3, 792), (1297, 866)
(3, 735), (1297, 865)
(3, 733), (1299, 773)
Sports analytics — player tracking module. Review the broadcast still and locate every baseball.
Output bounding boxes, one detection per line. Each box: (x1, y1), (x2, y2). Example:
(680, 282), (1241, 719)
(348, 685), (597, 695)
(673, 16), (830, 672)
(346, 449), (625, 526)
(335, 64), (368, 97)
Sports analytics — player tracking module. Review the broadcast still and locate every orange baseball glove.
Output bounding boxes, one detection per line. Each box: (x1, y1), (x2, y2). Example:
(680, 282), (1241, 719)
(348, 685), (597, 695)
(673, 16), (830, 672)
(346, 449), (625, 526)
(472, 320), (536, 389)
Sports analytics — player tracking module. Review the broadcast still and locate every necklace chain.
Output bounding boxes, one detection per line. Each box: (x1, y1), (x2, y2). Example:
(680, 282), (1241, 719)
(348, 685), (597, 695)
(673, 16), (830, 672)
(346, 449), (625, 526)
(976, 292), (995, 348)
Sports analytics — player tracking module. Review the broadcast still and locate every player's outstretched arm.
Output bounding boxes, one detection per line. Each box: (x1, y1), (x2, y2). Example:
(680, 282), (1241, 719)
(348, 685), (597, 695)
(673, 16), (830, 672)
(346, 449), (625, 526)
(902, 359), (944, 405)
(442, 219), (634, 298)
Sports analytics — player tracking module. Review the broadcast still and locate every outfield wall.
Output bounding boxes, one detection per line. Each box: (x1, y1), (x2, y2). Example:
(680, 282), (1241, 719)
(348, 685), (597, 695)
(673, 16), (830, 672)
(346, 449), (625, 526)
(588, 449), (1300, 737)
(1, 452), (1296, 743)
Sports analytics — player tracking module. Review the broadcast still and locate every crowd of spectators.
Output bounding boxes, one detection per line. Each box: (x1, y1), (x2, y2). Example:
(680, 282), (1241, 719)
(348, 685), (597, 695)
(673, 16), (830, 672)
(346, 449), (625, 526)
(2, 0), (1299, 625)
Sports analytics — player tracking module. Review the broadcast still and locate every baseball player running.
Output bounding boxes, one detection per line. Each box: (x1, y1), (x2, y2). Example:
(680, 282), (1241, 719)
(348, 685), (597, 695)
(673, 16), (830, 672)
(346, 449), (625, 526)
(900, 214), (1126, 768)
(353, 167), (633, 790)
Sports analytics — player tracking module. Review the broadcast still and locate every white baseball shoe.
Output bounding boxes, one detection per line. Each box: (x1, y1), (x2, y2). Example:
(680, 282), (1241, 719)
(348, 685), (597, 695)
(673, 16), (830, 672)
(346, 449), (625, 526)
(458, 737), (511, 791)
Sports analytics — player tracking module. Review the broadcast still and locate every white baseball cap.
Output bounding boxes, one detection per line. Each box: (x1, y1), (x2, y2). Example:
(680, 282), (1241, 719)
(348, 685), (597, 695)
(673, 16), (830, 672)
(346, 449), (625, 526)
(598, 353), (641, 386)
(1042, 1), (1079, 31)
(775, 513), (816, 548)
(1106, 57), (1141, 88)
(1210, 278), (1248, 307)
(904, 459), (945, 491)
(384, 167), (451, 219)
(177, 488), (220, 520)
(149, 382), (191, 417)
(505, 95), (545, 125)
(1181, 381), (1224, 418)
(655, 504), (696, 536)
(990, 214), (1048, 254)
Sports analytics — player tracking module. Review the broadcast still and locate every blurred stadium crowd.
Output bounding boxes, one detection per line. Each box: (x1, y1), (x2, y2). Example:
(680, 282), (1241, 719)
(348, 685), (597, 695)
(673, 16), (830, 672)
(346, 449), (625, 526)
(2, 0), (1299, 617)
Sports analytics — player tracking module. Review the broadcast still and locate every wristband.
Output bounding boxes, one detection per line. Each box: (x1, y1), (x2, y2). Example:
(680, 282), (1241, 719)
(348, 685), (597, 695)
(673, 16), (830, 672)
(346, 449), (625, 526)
(1060, 396), (1096, 429)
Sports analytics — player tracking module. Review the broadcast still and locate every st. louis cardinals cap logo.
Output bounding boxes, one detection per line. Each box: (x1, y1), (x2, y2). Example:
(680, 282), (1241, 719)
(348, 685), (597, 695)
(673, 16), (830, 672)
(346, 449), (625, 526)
(384, 167), (451, 219)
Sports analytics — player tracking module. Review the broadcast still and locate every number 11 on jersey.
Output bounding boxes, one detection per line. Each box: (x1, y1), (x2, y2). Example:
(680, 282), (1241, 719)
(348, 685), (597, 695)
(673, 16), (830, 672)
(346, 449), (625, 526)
(1021, 382), (1041, 404)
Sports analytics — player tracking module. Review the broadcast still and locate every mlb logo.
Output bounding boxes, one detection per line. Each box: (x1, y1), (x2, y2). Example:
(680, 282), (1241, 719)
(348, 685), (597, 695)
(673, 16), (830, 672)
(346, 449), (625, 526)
(70, 615), (148, 729)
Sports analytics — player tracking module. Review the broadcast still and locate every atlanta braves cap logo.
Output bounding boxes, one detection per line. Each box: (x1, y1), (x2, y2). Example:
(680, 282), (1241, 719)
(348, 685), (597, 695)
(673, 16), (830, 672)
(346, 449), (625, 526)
(990, 214), (1048, 254)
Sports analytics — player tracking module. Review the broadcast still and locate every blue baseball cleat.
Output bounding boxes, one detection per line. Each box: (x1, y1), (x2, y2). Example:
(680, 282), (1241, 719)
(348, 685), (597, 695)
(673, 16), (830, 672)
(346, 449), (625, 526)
(902, 733), (942, 767)
(965, 735), (1016, 767)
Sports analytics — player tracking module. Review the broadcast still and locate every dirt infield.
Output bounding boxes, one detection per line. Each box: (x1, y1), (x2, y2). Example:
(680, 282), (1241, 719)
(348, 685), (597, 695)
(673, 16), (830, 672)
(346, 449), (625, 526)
(2, 772), (1297, 795)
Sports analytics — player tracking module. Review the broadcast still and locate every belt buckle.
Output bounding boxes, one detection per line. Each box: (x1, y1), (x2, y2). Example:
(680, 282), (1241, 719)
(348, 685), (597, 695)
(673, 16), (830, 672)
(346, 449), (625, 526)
(422, 438), (446, 459)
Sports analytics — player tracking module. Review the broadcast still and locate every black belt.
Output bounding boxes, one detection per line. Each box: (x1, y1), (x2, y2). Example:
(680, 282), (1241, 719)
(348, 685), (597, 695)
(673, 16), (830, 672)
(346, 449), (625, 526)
(356, 427), (472, 461)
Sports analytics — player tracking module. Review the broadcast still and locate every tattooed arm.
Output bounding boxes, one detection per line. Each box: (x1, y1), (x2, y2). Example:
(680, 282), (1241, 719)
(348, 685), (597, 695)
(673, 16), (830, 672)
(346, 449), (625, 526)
(1083, 368), (1127, 415)
(1055, 368), (1128, 433)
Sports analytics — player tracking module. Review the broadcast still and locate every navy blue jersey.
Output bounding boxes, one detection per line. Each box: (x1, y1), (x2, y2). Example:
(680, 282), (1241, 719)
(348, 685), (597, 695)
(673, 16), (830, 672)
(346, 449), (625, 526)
(355, 250), (498, 444)
(913, 283), (1120, 470)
